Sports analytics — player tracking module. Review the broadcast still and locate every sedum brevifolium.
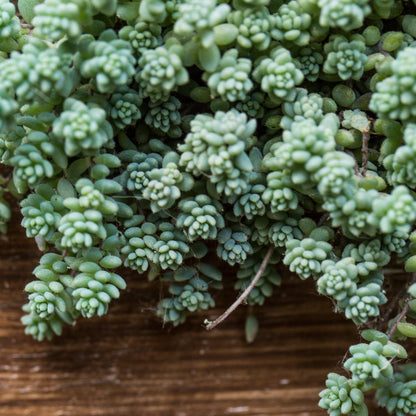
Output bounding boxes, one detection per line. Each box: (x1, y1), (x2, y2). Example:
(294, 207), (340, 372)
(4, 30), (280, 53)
(1, 0), (416, 413)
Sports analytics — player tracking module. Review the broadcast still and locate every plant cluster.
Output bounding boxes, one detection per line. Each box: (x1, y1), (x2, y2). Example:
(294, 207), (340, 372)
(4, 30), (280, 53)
(1, 0), (416, 413)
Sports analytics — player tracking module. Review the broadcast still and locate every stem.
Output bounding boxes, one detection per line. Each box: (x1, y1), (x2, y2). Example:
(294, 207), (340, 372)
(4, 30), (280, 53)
(204, 246), (274, 331)
(362, 130), (370, 175)
(383, 268), (410, 274)
(318, 213), (330, 227)
(387, 298), (410, 340)
(345, 150), (363, 178)
(377, 41), (391, 58)
(386, 273), (416, 339)
(379, 286), (408, 331)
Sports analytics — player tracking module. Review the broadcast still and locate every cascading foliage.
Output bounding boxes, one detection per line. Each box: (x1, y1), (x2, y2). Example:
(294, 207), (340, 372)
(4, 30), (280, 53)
(2, 0), (416, 413)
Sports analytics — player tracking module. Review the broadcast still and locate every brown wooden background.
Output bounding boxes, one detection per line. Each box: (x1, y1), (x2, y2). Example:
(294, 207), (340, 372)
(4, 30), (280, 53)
(0, 210), (392, 416)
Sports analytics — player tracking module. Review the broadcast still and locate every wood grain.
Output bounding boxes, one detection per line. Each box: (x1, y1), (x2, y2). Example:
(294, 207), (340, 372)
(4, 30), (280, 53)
(0, 211), (390, 416)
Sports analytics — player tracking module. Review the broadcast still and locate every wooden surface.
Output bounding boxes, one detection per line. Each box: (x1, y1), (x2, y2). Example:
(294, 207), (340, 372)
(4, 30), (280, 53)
(0, 212), (389, 416)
